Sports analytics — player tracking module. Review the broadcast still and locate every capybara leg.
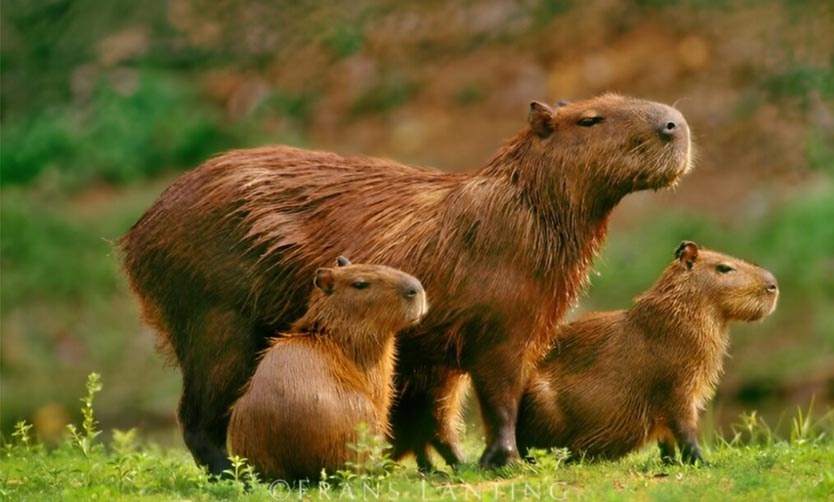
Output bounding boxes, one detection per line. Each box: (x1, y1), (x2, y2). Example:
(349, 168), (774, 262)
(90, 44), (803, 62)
(428, 370), (468, 468)
(388, 380), (438, 470)
(670, 421), (706, 465)
(658, 439), (677, 465)
(179, 394), (232, 477)
(389, 367), (466, 470)
(470, 353), (523, 468)
(176, 307), (263, 477)
(430, 438), (464, 470)
(414, 445), (433, 473)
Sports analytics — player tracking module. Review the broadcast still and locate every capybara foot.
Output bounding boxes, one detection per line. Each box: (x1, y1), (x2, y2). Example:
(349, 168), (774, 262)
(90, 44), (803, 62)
(478, 442), (519, 469)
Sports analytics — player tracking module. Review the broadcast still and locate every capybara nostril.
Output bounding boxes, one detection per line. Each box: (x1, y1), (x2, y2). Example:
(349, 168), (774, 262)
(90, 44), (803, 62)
(762, 271), (779, 294)
(401, 278), (424, 299)
(658, 120), (678, 140)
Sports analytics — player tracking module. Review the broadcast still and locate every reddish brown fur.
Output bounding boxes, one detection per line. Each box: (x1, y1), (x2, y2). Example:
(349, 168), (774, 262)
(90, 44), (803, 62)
(228, 260), (427, 481)
(119, 93), (692, 473)
(517, 242), (779, 464)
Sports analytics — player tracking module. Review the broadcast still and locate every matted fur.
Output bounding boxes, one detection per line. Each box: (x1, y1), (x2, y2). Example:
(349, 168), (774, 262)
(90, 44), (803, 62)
(119, 93), (692, 473)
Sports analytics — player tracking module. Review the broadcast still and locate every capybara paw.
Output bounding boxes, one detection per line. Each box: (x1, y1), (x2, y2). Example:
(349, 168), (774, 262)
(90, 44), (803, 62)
(478, 444), (520, 469)
(660, 455), (677, 466)
(682, 450), (708, 466)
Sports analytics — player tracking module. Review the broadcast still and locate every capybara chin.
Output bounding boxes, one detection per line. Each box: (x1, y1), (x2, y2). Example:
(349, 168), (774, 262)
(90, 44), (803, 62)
(517, 241), (779, 464)
(228, 257), (427, 482)
(119, 93), (692, 474)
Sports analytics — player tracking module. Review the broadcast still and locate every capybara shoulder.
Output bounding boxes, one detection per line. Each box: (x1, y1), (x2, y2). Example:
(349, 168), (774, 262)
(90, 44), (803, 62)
(228, 258), (427, 481)
(518, 241), (778, 464)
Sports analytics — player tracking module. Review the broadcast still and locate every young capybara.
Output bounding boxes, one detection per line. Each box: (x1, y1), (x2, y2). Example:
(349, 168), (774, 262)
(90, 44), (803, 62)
(516, 241), (779, 464)
(119, 93), (693, 474)
(228, 257), (428, 481)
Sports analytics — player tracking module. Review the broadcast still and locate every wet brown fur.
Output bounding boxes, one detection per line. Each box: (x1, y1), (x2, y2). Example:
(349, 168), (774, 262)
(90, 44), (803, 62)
(119, 93), (692, 473)
(228, 260), (427, 481)
(517, 242), (779, 464)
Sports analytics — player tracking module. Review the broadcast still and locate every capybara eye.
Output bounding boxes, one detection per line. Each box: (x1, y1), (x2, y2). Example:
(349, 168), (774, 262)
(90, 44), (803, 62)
(716, 264), (735, 274)
(352, 281), (370, 290)
(577, 116), (604, 127)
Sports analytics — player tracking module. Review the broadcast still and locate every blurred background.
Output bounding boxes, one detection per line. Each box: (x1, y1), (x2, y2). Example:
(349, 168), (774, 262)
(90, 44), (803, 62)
(1, 0), (832, 447)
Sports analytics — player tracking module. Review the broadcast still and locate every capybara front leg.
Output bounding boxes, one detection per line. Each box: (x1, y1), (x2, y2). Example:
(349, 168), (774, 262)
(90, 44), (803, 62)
(470, 354), (523, 468)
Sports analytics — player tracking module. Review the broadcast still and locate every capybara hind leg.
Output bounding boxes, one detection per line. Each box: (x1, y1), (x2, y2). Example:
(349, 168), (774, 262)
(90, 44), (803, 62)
(430, 438), (464, 470)
(469, 351), (524, 468)
(177, 307), (263, 477)
(658, 439), (677, 465)
(669, 419), (706, 465)
(428, 371), (469, 467)
(414, 445), (433, 473)
(390, 367), (467, 470)
(179, 394), (232, 477)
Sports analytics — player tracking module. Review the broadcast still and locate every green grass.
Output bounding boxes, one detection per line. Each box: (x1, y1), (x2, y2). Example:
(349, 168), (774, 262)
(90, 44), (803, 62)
(2, 373), (833, 501)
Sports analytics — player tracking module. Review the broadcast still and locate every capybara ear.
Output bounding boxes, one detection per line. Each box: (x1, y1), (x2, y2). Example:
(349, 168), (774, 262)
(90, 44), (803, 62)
(336, 256), (351, 267)
(529, 101), (555, 138)
(556, 99), (571, 108)
(674, 241), (699, 270)
(314, 268), (336, 294)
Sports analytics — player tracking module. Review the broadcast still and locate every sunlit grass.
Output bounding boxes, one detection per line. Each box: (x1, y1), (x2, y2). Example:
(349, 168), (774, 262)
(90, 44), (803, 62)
(2, 374), (832, 501)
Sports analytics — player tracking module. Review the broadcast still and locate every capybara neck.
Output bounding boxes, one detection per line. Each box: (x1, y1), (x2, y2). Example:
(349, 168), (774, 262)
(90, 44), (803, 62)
(292, 295), (398, 371)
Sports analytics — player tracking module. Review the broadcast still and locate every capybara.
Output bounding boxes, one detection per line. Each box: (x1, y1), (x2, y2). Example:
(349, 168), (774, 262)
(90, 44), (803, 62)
(228, 257), (427, 481)
(119, 93), (692, 474)
(516, 241), (779, 464)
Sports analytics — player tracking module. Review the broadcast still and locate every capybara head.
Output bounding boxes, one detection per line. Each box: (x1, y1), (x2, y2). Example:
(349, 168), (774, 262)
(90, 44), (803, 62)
(309, 256), (429, 335)
(525, 94), (692, 198)
(654, 241), (779, 322)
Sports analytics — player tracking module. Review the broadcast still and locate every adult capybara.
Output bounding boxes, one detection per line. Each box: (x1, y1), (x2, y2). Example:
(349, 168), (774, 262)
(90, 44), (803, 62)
(517, 242), (779, 464)
(119, 93), (692, 474)
(228, 257), (427, 481)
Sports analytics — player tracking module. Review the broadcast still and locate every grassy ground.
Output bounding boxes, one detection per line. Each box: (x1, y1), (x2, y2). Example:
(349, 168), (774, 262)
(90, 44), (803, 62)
(2, 374), (833, 501)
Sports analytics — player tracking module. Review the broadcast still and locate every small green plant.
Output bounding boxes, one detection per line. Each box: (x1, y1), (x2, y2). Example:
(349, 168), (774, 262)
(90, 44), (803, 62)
(521, 447), (572, 474)
(11, 420), (35, 450)
(221, 454), (259, 495)
(111, 428), (139, 456)
(330, 422), (399, 485)
(730, 410), (774, 447)
(66, 372), (103, 457)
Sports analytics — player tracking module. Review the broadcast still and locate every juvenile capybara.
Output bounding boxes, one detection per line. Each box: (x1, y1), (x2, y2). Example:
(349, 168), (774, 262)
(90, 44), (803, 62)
(119, 93), (692, 474)
(516, 241), (779, 464)
(228, 257), (427, 481)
